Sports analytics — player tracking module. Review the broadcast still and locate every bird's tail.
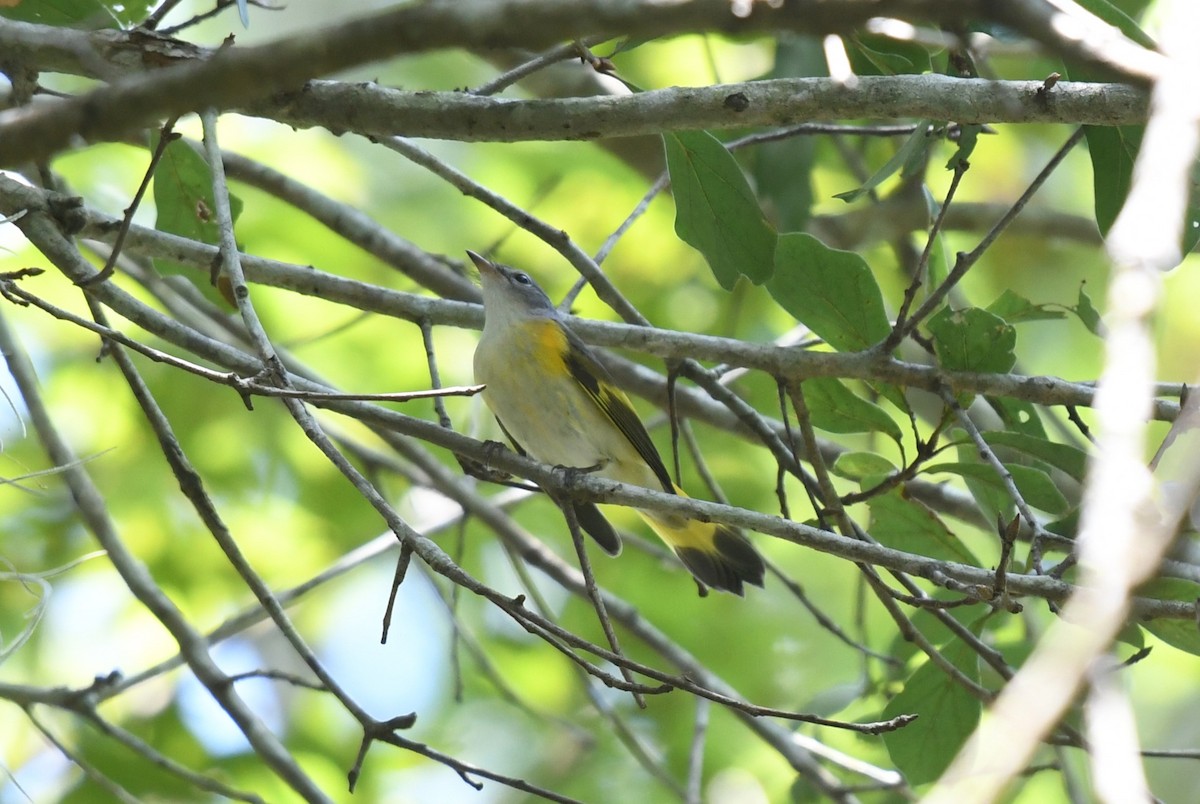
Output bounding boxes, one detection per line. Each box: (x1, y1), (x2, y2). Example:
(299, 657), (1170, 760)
(572, 502), (622, 556)
(638, 484), (765, 596)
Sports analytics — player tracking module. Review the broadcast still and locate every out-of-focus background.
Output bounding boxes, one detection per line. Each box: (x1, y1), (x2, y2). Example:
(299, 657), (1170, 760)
(2, 1), (1199, 802)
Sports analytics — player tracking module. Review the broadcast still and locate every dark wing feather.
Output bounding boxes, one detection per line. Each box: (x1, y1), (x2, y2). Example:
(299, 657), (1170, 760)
(560, 326), (674, 493)
(493, 416), (527, 456)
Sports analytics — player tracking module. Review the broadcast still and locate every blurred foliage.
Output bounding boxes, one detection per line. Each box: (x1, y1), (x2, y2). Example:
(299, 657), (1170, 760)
(0, 0), (154, 27)
(2, 1), (1200, 803)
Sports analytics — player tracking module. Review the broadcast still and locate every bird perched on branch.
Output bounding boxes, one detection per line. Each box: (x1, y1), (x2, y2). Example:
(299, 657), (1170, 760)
(470, 250), (764, 596)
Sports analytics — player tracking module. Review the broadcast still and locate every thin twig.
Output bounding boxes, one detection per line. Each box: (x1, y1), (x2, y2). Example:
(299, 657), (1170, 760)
(78, 707), (267, 803)
(993, 515), (1020, 604)
(887, 127), (1085, 345)
(559, 496), (647, 709)
(158, 0), (280, 36)
(380, 542), (414, 644)
(378, 135), (644, 324)
(938, 383), (1054, 572)
(1, 278), (488, 404)
(888, 157), (970, 344)
(85, 116), (179, 285)
(368, 726), (583, 803)
(0, 312), (328, 800)
(420, 319), (453, 429)
(23, 707), (141, 804)
(470, 35), (611, 97)
(786, 380), (995, 700)
(685, 697), (709, 804)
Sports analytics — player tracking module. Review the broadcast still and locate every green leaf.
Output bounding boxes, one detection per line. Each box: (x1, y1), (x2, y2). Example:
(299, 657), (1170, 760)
(986, 289), (1067, 324)
(997, 460), (1072, 515)
(945, 124), (981, 171)
(1084, 109), (1200, 257)
(1083, 124), (1141, 237)
(868, 488), (979, 565)
(121, 0), (156, 24)
(956, 467), (1011, 524)
(947, 436), (1026, 524)
(927, 307), (1016, 374)
(834, 124), (933, 203)
(802, 378), (903, 444)
(986, 396), (1047, 439)
(767, 233), (891, 351)
(1115, 621), (1146, 652)
(1071, 0), (1155, 49)
(1185, 158), (1200, 255)
(1067, 3), (1199, 256)
(876, 380), (914, 423)
(1046, 509), (1079, 540)
(885, 605), (982, 673)
(1138, 578), (1200, 656)
(754, 140), (815, 234)
(0, 0), (154, 27)
(847, 33), (933, 76)
(753, 35), (824, 233)
(1105, 0), (1153, 19)
(606, 37), (654, 57)
(831, 451), (897, 481)
(663, 131), (777, 289)
(153, 136), (243, 307)
(1073, 283), (1104, 335)
(0, 0), (114, 26)
(981, 431), (1089, 482)
(925, 233), (950, 291)
(883, 637), (982, 785)
(925, 462), (1070, 517)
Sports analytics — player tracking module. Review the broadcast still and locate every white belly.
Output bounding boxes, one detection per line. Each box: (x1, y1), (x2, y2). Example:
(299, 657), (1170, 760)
(475, 328), (660, 489)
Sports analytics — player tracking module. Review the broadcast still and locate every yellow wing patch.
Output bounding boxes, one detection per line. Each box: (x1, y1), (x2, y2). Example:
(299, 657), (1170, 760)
(525, 319), (572, 375)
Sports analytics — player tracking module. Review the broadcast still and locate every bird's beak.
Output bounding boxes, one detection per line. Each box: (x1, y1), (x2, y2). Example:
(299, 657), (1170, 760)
(466, 250), (496, 277)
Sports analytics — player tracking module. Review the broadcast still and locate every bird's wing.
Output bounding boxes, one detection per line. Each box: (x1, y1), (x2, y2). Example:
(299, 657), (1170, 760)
(559, 323), (675, 494)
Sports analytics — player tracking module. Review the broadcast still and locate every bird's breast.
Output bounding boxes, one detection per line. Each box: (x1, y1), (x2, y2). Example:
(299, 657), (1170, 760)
(474, 320), (653, 486)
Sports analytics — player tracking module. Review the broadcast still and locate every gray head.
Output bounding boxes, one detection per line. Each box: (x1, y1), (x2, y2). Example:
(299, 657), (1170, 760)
(468, 251), (558, 325)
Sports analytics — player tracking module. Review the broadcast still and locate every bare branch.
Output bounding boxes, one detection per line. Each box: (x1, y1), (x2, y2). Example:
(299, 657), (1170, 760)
(253, 76), (1148, 145)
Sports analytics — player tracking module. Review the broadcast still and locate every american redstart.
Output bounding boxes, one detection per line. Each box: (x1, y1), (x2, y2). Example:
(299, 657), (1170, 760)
(469, 250), (765, 595)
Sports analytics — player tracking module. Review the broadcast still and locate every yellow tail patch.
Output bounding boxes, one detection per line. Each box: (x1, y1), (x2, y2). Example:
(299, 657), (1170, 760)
(638, 485), (765, 595)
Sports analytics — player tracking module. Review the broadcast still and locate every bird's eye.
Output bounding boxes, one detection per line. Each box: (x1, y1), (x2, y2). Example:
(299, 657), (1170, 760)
(513, 273), (532, 286)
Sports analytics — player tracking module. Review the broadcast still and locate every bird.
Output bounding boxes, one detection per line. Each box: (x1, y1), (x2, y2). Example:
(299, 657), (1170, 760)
(469, 250), (765, 595)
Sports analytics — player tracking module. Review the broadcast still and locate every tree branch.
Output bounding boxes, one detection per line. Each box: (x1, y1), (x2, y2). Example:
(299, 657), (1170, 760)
(0, 0), (1156, 166)
(59, 203), (1180, 423)
(6, 179), (1192, 623)
(250, 76), (1148, 144)
(0, 310), (331, 803)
